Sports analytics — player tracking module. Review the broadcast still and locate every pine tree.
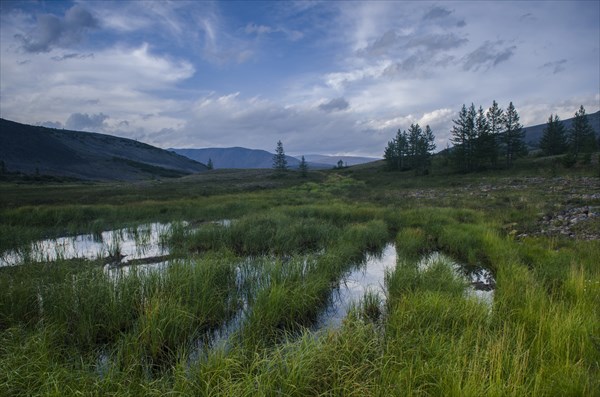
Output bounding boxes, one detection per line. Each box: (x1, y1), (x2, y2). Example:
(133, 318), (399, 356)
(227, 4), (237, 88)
(568, 105), (597, 159)
(384, 125), (434, 173)
(384, 140), (396, 170)
(486, 100), (504, 167)
(384, 129), (408, 170)
(451, 104), (476, 172)
(501, 102), (525, 168)
(540, 114), (567, 156)
(207, 158), (214, 170)
(299, 155), (308, 177)
(474, 105), (493, 169)
(272, 140), (288, 172)
(417, 124), (436, 173)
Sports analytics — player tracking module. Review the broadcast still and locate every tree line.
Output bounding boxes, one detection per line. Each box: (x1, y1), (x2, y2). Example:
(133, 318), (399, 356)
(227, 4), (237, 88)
(383, 101), (597, 175)
(450, 101), (527, 172)
(383, 123), (436, 174)
(540, 105), (597, 163)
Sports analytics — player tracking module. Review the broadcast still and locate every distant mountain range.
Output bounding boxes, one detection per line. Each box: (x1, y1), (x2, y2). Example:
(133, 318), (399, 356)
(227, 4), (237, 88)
(170, 147), (380, 169)
(0, 119), (207, 181)
(302, 154), (380, 167)
(2, 110), (596, 181)
(523, 110), (599, 148)
(168, 147), (317, 169)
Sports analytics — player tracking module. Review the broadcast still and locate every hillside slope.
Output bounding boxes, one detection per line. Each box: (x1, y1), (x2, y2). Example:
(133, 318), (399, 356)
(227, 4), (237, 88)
(0, 119), (207, 180)
(524, 110), (599, 148)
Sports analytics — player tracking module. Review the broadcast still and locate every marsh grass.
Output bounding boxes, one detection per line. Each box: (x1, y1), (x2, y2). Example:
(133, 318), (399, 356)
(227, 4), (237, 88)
(1, 159), (599, 395)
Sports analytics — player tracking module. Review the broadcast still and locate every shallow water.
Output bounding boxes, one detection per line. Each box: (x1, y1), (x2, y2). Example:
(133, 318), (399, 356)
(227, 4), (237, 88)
(418, 251), (495, 305)
(1, 220), (233, 268)
(0, 222), (177, 267)
(315, 243), (397, 330)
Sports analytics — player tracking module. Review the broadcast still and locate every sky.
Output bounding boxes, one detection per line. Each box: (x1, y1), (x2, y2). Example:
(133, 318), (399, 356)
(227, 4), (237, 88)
(1, 1), (599, 157)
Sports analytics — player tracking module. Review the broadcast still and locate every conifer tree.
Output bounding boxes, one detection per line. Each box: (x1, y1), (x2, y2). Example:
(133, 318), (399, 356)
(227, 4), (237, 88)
(474, 105), (493, 169)
(501, 102), (525, 167)
(417, 124), (436, 173)
(384, 129), (408, 170)
(384, 125), (434, 173)
(568, 105), (597, 158)
(299, 155), (308, 177)
(451, 104), (476, 172)
(540, 114), (567, 156)
(272, 140), (288, 172)
(207, 158), (214, 170)
(486, 100), (504, 167)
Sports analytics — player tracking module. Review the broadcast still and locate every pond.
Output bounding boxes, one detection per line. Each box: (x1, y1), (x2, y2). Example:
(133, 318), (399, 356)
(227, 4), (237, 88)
(0, 222), (177, 267)
(315, 243), (397, 330)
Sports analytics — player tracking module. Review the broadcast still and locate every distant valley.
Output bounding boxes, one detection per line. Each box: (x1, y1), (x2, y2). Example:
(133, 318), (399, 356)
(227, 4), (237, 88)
(169, 147), (380, 170)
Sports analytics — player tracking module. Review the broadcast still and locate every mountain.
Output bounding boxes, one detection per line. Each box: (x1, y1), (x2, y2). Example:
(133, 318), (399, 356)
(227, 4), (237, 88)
(170, 147), (330, 169)
(523, 110), (600, 148)
(170, 148), (379, 170)
(302, 154), (380, 167)
(0, 119), (207, 181)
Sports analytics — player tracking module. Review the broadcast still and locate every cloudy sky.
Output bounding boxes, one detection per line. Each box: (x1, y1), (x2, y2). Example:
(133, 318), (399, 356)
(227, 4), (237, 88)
(1, 1), (599, 157)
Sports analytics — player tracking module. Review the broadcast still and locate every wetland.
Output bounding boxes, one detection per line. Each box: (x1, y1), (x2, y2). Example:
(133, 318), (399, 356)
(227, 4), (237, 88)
(1, 158), (599, 396)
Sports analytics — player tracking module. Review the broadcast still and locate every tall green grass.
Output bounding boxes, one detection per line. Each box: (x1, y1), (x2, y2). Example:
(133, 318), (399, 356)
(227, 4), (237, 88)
(1, 168), (598, 395)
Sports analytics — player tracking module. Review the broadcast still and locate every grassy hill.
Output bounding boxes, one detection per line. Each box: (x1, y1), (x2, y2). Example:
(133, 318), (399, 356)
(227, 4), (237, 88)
(0, 119), (208, 181)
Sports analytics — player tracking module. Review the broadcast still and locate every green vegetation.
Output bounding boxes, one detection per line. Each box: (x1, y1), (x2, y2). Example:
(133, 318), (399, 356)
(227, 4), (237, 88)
(1, 154), (599, 396)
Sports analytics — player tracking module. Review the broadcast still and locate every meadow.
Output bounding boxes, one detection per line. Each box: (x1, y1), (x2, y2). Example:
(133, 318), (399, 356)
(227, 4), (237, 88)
(0, 156), (599, 396)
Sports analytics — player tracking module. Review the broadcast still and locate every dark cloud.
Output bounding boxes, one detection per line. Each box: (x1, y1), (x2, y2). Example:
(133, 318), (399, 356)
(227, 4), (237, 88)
(463, 41), (516, 71)
(541, 59), (567, 74)
(406, 33), (468, 51)
(456, 20), (466, 28)
(15, 5), (98, 53)
(359, 31), (467, 57)
(519, 13), (535, 22)
(319, 97), (350, 112)
(384, 54), (424, 77)
(423, 7), (452, 20)
(65, 112), (109, 131)
(51, 53), (94, 61)
(367, 30), (398, 55)
(39, 121), (63, 129)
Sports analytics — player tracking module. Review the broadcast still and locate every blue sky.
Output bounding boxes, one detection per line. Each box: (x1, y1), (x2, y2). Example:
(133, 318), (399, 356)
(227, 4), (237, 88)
(1, 1), (599, 157)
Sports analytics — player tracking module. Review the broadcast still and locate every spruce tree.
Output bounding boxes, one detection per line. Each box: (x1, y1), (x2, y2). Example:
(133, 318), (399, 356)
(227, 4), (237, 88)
(501, 102), (525, 168)
(540, 114), (567, 156)
(486, 100), (504, 167)
(568, 105), (597, 159)
(474, 105), (493, 169)
(207, 158), (214, 170)
(272, 140), (288, 172)
(451, 104), (475, 172)
(407, 123), (422, 169)
(384, 140), (396, 170)
(299, 155), (308, 177)
(418, 124), (436, 173)
(384, 129), (408, 170)
(384, 125), (434, 173)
